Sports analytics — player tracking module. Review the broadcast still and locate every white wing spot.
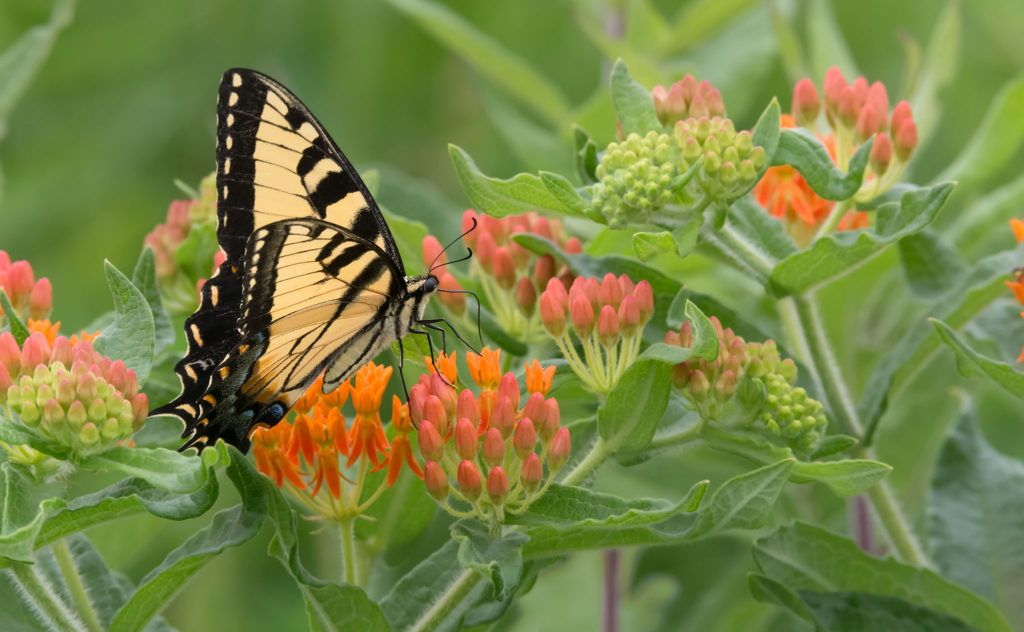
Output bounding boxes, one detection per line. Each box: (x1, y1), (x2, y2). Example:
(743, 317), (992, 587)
(222, 185), (229, 199)
(229, 92), (239, 106)
(226, 113), (235, 127)
(224, 158), (231, 174)
(225, 135), (233, 150)
(232, 73), (242, 87)
(190, 324), (204, 346)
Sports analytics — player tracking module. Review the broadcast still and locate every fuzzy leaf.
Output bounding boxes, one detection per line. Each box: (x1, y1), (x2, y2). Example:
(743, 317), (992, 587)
(754, 522), (1012, 632)
(573, 125), (599, 184)
(750, 98), (782, 168)
(77, 445), (225, 495)
(770, 128), (873, 201)
(932, 318), (1024, 399)
(131, 248), (175, 356)
(609, 59), (661, 136)
(380, 541), (480, 631)
(797, 591), (978, 632)
(687, 459), (793, 538)
(898, 229), (968, 299)
(631, 231), (677, 261)
(449, 144), (580, 217)
(790, 460), (891, 498)
(94, 260), (156, 387)
(929, 400), (1024, 628)
(770, 183), (954, 295)
(451, 520), (529, 601)
(172, 222), (219, 285)
(0, 289), (29, 345)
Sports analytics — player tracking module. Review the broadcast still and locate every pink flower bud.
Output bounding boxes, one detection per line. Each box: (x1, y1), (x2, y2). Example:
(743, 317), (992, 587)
(688, 93), (709, 119)
(106, 360), (130, 394)
(513, 418), (537, 458)
(837, 86), (859, 128)
(462, 210), (479, 248)
(533, 255), (556, 289)
(564, 237), (582, 254)
(522, 392), (547, 428)
(437, 272), (466, 316)
(715, 370), (737, 400)
(409, 383), (428, 423)
(43, 398), (64, 425)
(866, 82), (889, 129)
(131, 393), (149, 425)
(823, 67), (847, 114)
(539, 398), (560, 441)
(456, 389), (480, 428)
(583, 277), (601, 310)
(0, 251), (9, 268)
(482, 427), (505, 468)
(423, 394), (449, 437)
(894, 118), (917, 162)
(597, 305), (620, 346)
(491, 247), (516, 290)
(487, 466), (509, 503)
(6, 261), (34, 302)
(855, 104), (883, 143)
(429, 373), (456, 416)
(548, 427), (571, 470)
(457, 460), (482, 500)
(29, 278), (52, 320)
(570, 296), (595, 338)
(0, 331), (20, 376)
(497, 372), (520, 412)
(515, 277), (537, 316)
(850, 77), (868, 111)
(454, 418), (478, 460)
(76, 370), (97, 401)
(890, 101), (912, 139)
(490, 395), (516, 438)
(417, 420), (444, 462)
(689, 369), (711, 400)
(545, 276), (569, 309)
(618, 295), (640, 335)
(422, 235), (445, 270)
(20, 332), (49, 370)
(424, 461), (449, 500)
(521, 452), (543, 491)
(0, 364), (10, 398)
(599, 273), (623, 309)
(475, 231), (496, 274)
(50, 336), (72, 367)
(539, 291), (566, 337)
(792, 78), (820, 127)
(869, 133), (893, 175)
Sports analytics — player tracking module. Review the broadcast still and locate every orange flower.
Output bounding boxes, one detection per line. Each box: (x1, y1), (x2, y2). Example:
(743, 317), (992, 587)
(383, 396), (423, 487)
(346, 363), (392, 468)
(525, 359), (555, 395)
(467, 347), (502, 391)
(69, 330), (99, 347)
(252, 423), (305, 489)
(1012, 218), (1024, 243)
(1007, 219), (1024, 362)
(27, 319), (61, 345)
(425, 351), (458, 385)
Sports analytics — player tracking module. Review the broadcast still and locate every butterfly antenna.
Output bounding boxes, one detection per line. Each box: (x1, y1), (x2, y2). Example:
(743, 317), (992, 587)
(428, 217), (478, 274)
(435, 287), (484, 348)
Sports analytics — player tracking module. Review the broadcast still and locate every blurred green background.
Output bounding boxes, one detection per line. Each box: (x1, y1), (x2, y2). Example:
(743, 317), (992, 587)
(2, 0), (1024, 629)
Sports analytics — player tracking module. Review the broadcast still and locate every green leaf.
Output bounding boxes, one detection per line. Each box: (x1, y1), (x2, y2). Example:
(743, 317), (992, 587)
(0, 289), (29, 345)
(667, 286), (779, 349)
(632, 231), (677, 261)
(790, 460), (891, 498)
(753, 522), (1013, 632)
(810, 434), (859, 459)
(932, 318), (1024, 400)
(748, 573), (816, 623)
(0, 0), (75, 141)
(109, 448), (267, 632)
(938, 75), (1024, 192)
(750, 98), (782, 167)
(449, 144), (582, 217)
(172, 222), (219, 285)
(0, 463), (65, 565)
(771, 128), (873, 201)
(386, 0), (568, 124)
(36, 473), (219, 550)
(609, 59), (661, 136)
(797, 591), (978, 632)
(131, 248), (174, 356)
(725, 195), (799, 261)
(929, 399), (1024, 628)
(380, 541), (480, 630)
(77, 445), (222, 495)
(898, 229), (968, 299)
(451, 520), (529, 601)
(859, 249), (1020, 443)
(770, 183), (955, 295)
(687, 459), (794, 538)
(805, 0), (858, 81)
(94, 260), (156, 387)
(511, 481), (708, 557)
(572, 125), (599, 185)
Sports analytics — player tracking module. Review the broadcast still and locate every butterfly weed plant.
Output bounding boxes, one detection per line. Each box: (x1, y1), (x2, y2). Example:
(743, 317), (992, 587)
(3, 4), (1024, 631)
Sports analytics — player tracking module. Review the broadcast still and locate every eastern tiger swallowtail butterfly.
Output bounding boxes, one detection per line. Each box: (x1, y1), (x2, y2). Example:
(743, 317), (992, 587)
(150, 68), (447, 453)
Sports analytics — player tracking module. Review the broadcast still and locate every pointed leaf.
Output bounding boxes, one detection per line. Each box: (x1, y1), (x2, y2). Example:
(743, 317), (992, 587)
(932, 318), (1024, 399)
(798, 591), (978, 632)
(790, 460), (891, 498)
(573, 125), (599, 185)
(771, 128), (873, 200)
(131, 248), (174, 356)
(750, 98), (782, 166)
(451, 520), (528, 601)
(77, 446), (222, 495)
(94, 260), (156, 386)
(609, 59), (661, 136)
(688, 459), (794, 538)
(0, 289), (29, 345)
(449, 144), (580, 217)
(898, 229), (968, 299)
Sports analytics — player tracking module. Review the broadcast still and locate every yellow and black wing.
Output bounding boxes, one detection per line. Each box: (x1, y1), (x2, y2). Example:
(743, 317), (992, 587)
(150, 69), (408, 452)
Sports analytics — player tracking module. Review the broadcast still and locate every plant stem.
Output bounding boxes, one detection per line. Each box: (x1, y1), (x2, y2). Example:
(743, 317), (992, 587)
(644, 422), (704, 452)
(8, 561), (86, 632)
(862, 471), (928, 565)
(560, 436), (615, 486)
(603, 549), (621, 632)
(52, 540), (103, 632)
(703, 220), (775, 284)
(408, 568), (482, 632)
(338, 517), (357, 585)
(814, 199), (852, 241)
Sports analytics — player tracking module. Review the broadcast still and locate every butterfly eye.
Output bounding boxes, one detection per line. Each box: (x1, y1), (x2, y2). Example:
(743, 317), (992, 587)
(424, 275), (439, 292)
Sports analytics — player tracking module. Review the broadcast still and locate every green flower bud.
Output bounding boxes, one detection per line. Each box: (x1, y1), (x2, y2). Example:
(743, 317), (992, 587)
(703, 152), (721, 175)
(749, 146), (767, 170)
(101, 417), (120, 442)
(734, 130), (753, 155)
(88, 399), (107, 424)
(79, 422), (100, 446)
(66, 400), (87, 430)
(722, 145), (739, 165)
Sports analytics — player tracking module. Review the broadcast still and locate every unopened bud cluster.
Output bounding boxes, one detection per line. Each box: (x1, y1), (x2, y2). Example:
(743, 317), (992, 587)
(0, 250), (52, 325)
(415, 350), (568, 525)
(798, 68), (919, 203)
(665, 318), (827, 456)
(591, 75), (766, 227)
(144, 172), (221, 315)
(422, 210), (579, 342)
(539, 273), (654, 393)
(1, 332), (148, 460)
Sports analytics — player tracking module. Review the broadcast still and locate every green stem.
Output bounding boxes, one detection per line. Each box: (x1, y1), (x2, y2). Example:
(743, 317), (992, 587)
(52, 540), (103, 632)
(644, 421), (704, 452)
(408, 568), (483, 632)
(8, 561), (86, 632)
(861, 468), (929, 566)
(704, 221), (774, 283)
(338, 517), (357, 585)
(815, 199), (852, 241)
(560, 436), (617, 486)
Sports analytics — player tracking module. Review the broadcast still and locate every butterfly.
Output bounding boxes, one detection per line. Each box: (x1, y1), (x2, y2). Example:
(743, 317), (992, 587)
(151, 68), (458, 453)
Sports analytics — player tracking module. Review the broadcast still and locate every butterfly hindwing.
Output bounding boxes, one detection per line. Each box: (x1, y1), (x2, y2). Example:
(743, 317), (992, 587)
(216, 69), (403, 267)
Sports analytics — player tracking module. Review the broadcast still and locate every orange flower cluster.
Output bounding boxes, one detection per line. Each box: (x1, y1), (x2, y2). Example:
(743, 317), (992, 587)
(754, 115), (868, 247)
(414, 348), (568, 523)
(1008, 219), (1024, 362)
(251, 362), (419, 521)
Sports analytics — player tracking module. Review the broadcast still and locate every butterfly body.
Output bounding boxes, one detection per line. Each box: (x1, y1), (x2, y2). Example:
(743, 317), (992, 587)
(150, 69), (437, 452)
